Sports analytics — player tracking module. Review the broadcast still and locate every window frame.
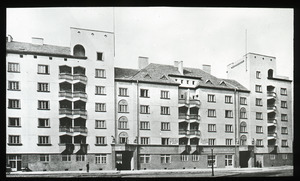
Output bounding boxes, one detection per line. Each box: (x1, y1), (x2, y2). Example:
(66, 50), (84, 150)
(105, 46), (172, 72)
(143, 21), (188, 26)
(8, 117), (21, 127)
(225, 124), (233, 133)
(240, 97), (247, 105)
(161, 122), (170, 131)
(256, 139), (263, 147)
(255, 85), (262, 93)
(38, 118), (50, 128)
(208, 138), (215, 145)
(95, 69), (106, 78)
(208, 124), (216, 132)
(37, 135), (51, 146)
(62, 155), (71, 161)
(140, 121), (150, 130)
(8, 81), (20, 91)
(281, 140), (288, 147)
(37, 82), (50, 92)
(256, 112), (263, 120)
(95, 103), (106, 112)
(97, 52), (104, 61)
(140, 154), (150, 164)
(226, 138), (232, 145)
(38, 100), (50, 110)
(161, 106), (170, 115)
(119, 88), (128, 97)
(95, 136), (107, 146)
(256, 71), (261, 79)
(281, 101), (287, 108)
(95, 120), (106, 129)
(95, 154), (107, 164)
(280, 88), (287, 96)
(140, 89), (150, 98)
(225, 110), (233, 118)
(256, 98), (263, 106)
(95, 86), (106, 95)
(225, 96), (233, 104)
(161, 154), (171, 164)
(8, 99), (20, 109)
(140, 137), (150, 145)
(208, 109), (216, 117)
(207, 94), (216, 103)
(8, 135), (21, 145)
(40, 154), (50, 162)
(207, 155), (216, 167)
(161, 90), (170, 99)
(281, 127), (288, 135)
(256, 126), (263, 133)
(140, 105), (150, 114)
(8, 62), (20, 73)
(37, 64), (49, 74)
(281, 114), (288, 121)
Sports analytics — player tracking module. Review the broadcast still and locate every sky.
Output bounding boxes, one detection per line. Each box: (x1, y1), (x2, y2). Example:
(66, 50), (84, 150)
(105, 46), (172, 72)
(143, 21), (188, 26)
(6, 7), (293, 79)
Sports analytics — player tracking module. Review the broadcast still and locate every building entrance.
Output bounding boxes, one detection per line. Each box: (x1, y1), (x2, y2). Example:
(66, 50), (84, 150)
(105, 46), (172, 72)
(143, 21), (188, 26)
(239, 151), (251, 168)
(8, 155), (22, 171)
(115, 151), (133, 170)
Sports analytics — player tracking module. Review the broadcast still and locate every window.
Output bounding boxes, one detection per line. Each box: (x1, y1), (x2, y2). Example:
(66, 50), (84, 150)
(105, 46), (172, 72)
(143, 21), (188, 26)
(225, 125), (233, 133)
(95, 120), (106, 129)
(256, 139), (263, 147)
(256, 112), (263, 120)
(140, 89), (149, 97)
(208, 94), (216, 102)
(186, 80), (189, 84)
(181, 155), (188, 162)
(140, 121), (150, 130)
(40, 154), (50, 162)
(8, 117), (20, 127)
(76, 155), (85, 161)
(208, 124), (216, 132)
(208, 139), (215, 145)
(38, 64), (49, 74)
(96, 136), (106, 145)
(282, 154), (288, 160)
(161, 106), (170, 115)
(226, 139), (232, 145)
(256, 126), (263, 133)
(161, 90), (170, 99)
(161, 154), (171, 163)
(208, 109), (216, 117)
(225, 155), (233, 166)
(34, 55), (37, 59)
(95, 154), (107, 164)
(256, 71), (261, 79)
(256, 98), (263, 106)
(162, 138), (170, 145)
(140, 105), (150, 114)
(181, 80), (183, 84)
(97, 52), (104, 61)
(118, 116), (128, 129)
(240, 97), (247, 105)
(281, 101), (287, 108)
(240, 135), (247, 146)
(95, 86), (105, 95)
(20, 54), (24, 58)
(281, 127), (288, 134)
(225, 96), (232, 103)
(240, 108), (247, 119)
(95, 69), (106, 78)
(95, 103), (106, 112)
(282, 140), (288, 147)
(49, 57), (52, 60)
(281, 114), (288, 121)
(140, 137), (150, 145)
(255, 85), (262, 93)
(62, 155), (71, 161)
(38, 136), (50, 145)
(38, 100), (50, 110)
(281, 88), (287, 95)
(38, 83), (50, 92)
(8, 81), (20, 90)
(161, 122), (170, 131)
(140, 154), (150, 163)
(8, 62), (20, 72)
(192, 154), (200, 161)
(8, 135), (21, 145)
(240, 122), (247, 133)
(118, 100), (128, 113)
(119, 88), (128, 96)
(225, 110), (233, 118)
(192, 81), (195, 85)
(207, 155), (216, 167)
(38, 118), (50, 128)
(8, 99), (20, 109)
(270, 154), (276, 160)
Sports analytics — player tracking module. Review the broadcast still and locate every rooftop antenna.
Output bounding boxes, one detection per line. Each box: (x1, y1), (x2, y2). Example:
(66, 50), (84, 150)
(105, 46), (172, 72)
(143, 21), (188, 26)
(245, 29), (248, 71)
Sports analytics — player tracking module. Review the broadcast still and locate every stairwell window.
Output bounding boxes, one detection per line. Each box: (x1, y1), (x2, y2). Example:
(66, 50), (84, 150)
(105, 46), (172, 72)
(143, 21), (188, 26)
(118, 100), (128, 113)
(240, 108), (247, 119)
(208, 94), (216, 102)
(38, 64), (49, 74)
(240, 122), (247, 133)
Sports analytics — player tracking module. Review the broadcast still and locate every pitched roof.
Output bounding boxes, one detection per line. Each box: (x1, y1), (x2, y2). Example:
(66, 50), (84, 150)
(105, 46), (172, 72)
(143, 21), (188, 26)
(115, 67), (139, 79)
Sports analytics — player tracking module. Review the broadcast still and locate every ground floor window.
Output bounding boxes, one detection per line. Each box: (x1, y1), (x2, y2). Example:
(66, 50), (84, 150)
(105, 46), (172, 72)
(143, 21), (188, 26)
(225, 155), (233, 166)
(62, 155), (71, 161)
(95, 154), (107, 164)
(140, 154), (150, 163)
(181, 155), (188, 162)
(76, 155), (85, 161)
(282, 154), (288, 160)
(270, 154), (276, 160)
(161, 154), (171, 163)
(207, 155), (216, 167)
(192, 154), (200, 162)
(40, 154), (50, 162)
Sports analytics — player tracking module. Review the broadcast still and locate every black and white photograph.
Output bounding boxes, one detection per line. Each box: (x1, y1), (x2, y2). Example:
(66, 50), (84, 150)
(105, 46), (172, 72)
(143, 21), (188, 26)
(6, 7), (293, 178)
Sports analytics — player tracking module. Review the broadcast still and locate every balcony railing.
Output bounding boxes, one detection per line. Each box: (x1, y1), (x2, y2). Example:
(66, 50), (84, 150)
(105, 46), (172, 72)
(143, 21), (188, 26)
(189, 114), (201, 120)
(189, 99), (201, 106)
(73, 126), (88, 133)
(59, 91), (73, 98)
(59, 73), (73, 80)
(268, 133), (277, 138)
(73, 109), (87, 116)
(267, 91), (277, 99)
(179, 130), (189, 135)
(73, 91), (87, 99)
(59, 126), (87, 133)
(189, 130), (201, 136)
(59, 108), (87, 116)
(73, 74), (87, 82)
(267, 106), (277, 112)
(268, 119), (277, 124)
(179, 113), (188, 119)
(59, 108), (72, 115)
(179, 99), (187, 104)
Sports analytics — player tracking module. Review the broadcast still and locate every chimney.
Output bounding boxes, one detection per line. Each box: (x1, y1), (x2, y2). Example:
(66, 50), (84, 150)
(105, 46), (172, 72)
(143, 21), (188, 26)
(32, 37), (44, 45)
(138, 56), (149, 69)
(174, 61), (183, 75)
(202, 64), (211, 74)
(7, 35), (13, 42)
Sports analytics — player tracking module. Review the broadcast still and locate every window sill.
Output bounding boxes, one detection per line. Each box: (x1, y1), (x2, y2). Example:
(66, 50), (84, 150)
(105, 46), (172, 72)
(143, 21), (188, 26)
(95, 128), (107, 129)
(96, 111), (106, 112)
(118, 95), (129, 97)
(240, 132), (248, 133)
(240, 104), (247, 105)
(37, 73), (50, 75)
(256, 119), (263, 120)
(140, 113), (150, 114)
(281, 146), (289, 148)
(161, 130), (170, 131)
(37, 109), (50, 110)
(8, 143), (22, 146)
(256, 105), (263, 106)
(95, 144), (107, 146)
(140, 129), (151, 130)
(208, 131), (217, 132)
(240, 118), (248, 119)
(255, 91), (262, 93)
(118, 112), (129, 113)
(140, 96), (150, 98)
(96, 94), (107, 96)
(8, 107), (21, 109)
(8, 126), (21, 127)
(281, 107), (288, 109)
(225, 131), (233, 133)
(225, 102), (233, 104)
(95, 77), (106, 79)
(8, 71), (20, 73)
(161, 98), (170, 100)
(38, 126), (50, 128)
(281, 133), (288, 135)
(208, 116), (216, 118)
(37, 144), (52, 146)
(7, 89), (21, 91)
(256, 145), (264, 147)
(225, 117), (233, 118)
(208, 101), (216, 103)
(280, 94), (287, 96)
(256, 132), (264, 134)
(37, 91), (50, 93)
(161, 114), (170, 115)
(118, 128), (129, 130)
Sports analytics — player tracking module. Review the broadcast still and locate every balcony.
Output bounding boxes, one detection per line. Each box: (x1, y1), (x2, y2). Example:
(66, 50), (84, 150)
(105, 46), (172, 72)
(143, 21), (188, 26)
(59, 73), (73, 81)
(267, 132), (277, 140)
(267, 106), (277, 113)
(189, 99), (201, 107)
(59, 108), (72, 115)
(189, 114), (201, 122)
(73, 74), (87, 83)
(59, 91), (73, 99)
(268, 145), (278, 153)
(267, 91), (277, 100)
(73, 91), (87, 101)
(59, 126), (87, 134)
(179, 113), (189, 122)
(179, 99), (188, 106)
(189, 130), (201, 137)
(179, 130), (189, 135)
(267, 119), (277, 126)
(73, 109), (87, 119)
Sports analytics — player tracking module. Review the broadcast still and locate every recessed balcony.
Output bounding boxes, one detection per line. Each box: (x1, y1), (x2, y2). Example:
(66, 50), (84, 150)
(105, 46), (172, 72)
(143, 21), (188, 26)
(267, 91), (277, 100)
(189, 114), (201, 122)
(267, 106), (277, 113)
(178, 113), (189, 122)
(59, 108), (72, 115)
(73, 74), (87, 83)
(189, 130), (201, 137)
(59, 73), (73, 81)
(73, 91), (87, 101)
(267, 132), (277, 140)
(73, 109), (87, 119)
(59, 126), (87, 134)
(267, 119), (277, 126)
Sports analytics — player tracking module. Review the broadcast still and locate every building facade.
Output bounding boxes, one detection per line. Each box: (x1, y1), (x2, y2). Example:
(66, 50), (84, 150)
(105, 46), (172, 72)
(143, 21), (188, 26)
(6, 28), (293, 171)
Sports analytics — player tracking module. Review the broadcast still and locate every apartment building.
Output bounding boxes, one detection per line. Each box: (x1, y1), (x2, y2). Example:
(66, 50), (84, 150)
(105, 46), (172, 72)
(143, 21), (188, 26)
(227, 53), (293, 167)
(6, 27), (293, 171)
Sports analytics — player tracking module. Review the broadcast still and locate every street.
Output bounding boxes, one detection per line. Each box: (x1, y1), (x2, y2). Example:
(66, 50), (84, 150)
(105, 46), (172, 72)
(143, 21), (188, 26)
(6, 166), (293, 178)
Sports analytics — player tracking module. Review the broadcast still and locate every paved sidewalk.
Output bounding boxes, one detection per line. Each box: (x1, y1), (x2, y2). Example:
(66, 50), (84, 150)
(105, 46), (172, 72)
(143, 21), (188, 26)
(9, 165), (293, 175)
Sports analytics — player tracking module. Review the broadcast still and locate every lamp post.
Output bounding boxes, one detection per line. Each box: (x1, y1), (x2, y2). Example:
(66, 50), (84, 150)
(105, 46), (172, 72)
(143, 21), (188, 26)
(211, 148), (214, 176)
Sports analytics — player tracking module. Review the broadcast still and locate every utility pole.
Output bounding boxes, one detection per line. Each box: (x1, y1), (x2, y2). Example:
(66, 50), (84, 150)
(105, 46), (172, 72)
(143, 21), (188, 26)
(211, 148), (214, 176)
